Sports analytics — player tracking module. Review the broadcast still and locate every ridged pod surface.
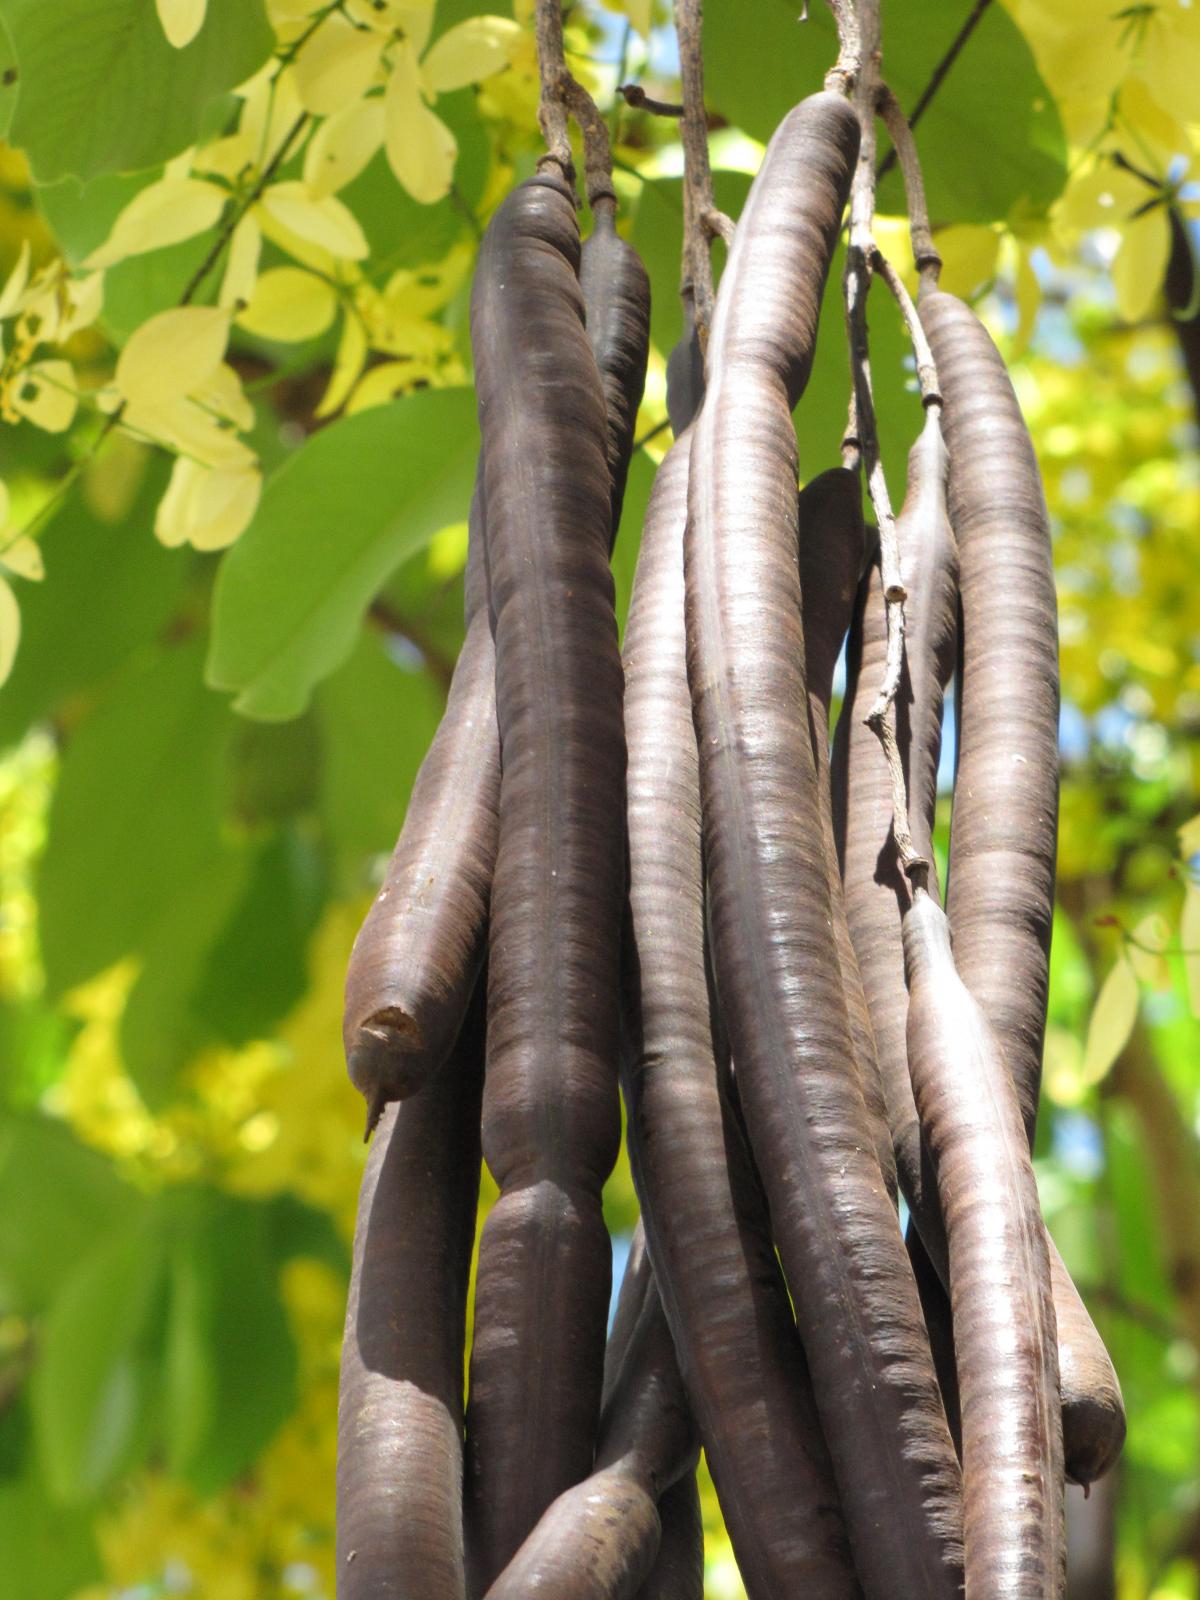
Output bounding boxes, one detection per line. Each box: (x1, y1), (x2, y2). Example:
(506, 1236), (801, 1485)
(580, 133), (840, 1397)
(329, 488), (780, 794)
(836, 553), (1124, 1487)
(343, 477), (497, 1129)
(336, 986), (484, 1598)
(581, 196), (652, 533)
(797, 466), (895, 1200)
(684, 91), (962, 1598)
(484, 1226), (695, 1600)
(916, 289), (1125, 1486)
(624, 412), (857, 1596)
(904, 890), (1065, 1599)
(917, 287), (1057, 1145)
(464, 172), (626, 1590)
(635, 1474), (704, 1600)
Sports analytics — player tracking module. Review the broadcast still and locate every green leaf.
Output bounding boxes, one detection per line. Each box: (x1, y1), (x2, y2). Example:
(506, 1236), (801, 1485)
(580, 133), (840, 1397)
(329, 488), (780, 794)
(207, 388), (480, 721)
(703, 0), (1066, 226)
(31, 1215), (165, 1502)
(0, 463), (190, 751)
(0, 1116), (140, 1311)
(0, 14), (18, 141)
(1082, 954), (1140, 1085)
(0, 0), (273, 182)
(0, 1470), (102, 1598)
(37, 640), (231, 993)
(315, 627), (445, 865)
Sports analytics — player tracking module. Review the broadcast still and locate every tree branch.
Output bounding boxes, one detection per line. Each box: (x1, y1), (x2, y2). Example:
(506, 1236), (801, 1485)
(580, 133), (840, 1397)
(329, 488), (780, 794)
(535, 0), (615, 205)
(876, 85), (941, 285)
(674, 0), (732, 349)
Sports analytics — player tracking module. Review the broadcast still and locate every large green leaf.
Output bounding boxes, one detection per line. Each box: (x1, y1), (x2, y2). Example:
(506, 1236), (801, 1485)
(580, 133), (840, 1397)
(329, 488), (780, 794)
(0, 1470), (101, 1598)
(31, 1214), (165, 1502)
(315, 628), (445, 869)
(207, 388), (480, 721)
(0, 0), (272, 182)
(37, 640), (232, 993)
(703, 0), (1066, 226)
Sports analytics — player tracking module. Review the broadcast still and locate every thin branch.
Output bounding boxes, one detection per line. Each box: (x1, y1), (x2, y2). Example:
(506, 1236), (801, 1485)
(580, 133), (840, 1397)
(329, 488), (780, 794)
(823, 0), (862, 93)
(534, 0), (615, 205)
(674, 0), (731, 349)
(617, 83), (684, 117)
(843, 0), (927, 880)
(876, 85), (940, 285)
(876, 0), (994, 183)
(872, 242), (940, 403)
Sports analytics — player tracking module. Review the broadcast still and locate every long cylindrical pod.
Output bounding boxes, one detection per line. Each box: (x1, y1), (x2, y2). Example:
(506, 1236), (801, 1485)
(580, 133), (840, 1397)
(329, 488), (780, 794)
(635, 1473), (704, 1600)
(624, 427), (858, 1599)
(917, 286), (1058, 1145)
(581, 196), (651, 534)
(484, 1223), (697, 1600)
(904, 888), (1066, 1598)
(797, 466), (895, 1200)
(336, 983), (485, 1599)
(684, 91), (963, 1598)
(344, 477), (498, 1130)
(464, 172), (626, 1590)
(835, 550), (1124, 1487)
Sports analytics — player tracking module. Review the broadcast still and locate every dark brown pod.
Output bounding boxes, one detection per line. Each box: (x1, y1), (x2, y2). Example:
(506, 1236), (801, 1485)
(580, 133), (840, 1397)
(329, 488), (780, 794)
(797, 466), (895, 1200)
(685, 90), (963, 1599)
(624, 424), (858, 1598)
(918, 286), (1057, 1146)
(665, 295), (704, 441)
(336, 983), (484, 1598)
(635, 1473), (704, 1600)
(581, 196), (652, 534)
(904, 888), (1065, 1598)
(344, 474), (498, 1132)
(464, 172), (625, 1590)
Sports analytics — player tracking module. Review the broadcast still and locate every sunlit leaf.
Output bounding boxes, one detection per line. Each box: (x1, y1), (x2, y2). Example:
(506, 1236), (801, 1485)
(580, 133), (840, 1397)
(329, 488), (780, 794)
(935, 223), (1001, 301)
(384, 44), (457, 205)
(1128, 913), (1171, 991)
(421, 16), (520, 95)
(1081, 953), (1139, 1085)
(303, 96), (385, 200)
(84, 176), (226, 269)
(155, 0), (208, 49)
(219, 214), (262, 311)
(114, 305), (230, 407)
(0, 537), (44, 581)
(256, 180), (369, 260)
(0, 239), (30, 318)
(1182, 881), (1200, 1020)
(0, 572), (17, 685)
(1178, 813), (1200, 860)
(294, 9), (384, 116)
(1112, 208), (1170, 325)
(236, 265), (338, 342)
(315, 309), (368, 417)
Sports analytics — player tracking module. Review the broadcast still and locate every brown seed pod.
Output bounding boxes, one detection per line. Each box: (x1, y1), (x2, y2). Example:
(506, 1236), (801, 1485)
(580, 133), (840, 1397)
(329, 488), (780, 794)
(904, 889), (1066, 1598)
(581, 196), (652, 534)
(343, 474), (498, 1133)
(635, 1473), (704, 1600)
(684, 91), (963, 1599)
(797, 465), (896, 1200)
(336, 982), (484, 1598)
(624, 417), (858, 1598)
(463, 171), (626, 1589)
(483, 1224), (696, 1600)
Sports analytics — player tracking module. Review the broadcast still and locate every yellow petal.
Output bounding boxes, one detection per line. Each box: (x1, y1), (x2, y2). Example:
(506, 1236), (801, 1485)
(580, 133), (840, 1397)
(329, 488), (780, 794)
(0, 241), (31, 320)
(60, 271), (105, 339)
(0, 482), (10, 527)
(1055, 160), (1149, 239)
(1128, 913), (1171, 991)
(303, 96), (385, 199)
(1081, 954), (1139, 1085)
(346, 358), (444, 412)
(11, 359), (77, 432)
(155, 457), (261, 551)
(193, 362), (255, 432)
(1112, 208), (1170, 325)
(421, 17), (521, 95)
(256, 180), (369, 259)
(1119, 76), (1188, 167)
(191, 129), (258, 185)
(1182, 881), (1200, 1019)
(385, 48), (457, 205)
(1178, 812), (1200, 859)
(935, 223), (1001, 301)
(123, 395), (254, 470)
(220, 215), (262, 312)
(295, 11), (385, 116)
(0, 575), (18, 685)
(236, 266), (339, 341)
(85, 177), (227, 269)
(345, 0), (434, 51)
(156, 0), (207, 48)
(115, 306), (230, 407)
(383, 239), (473, 316)
(315, 311), (368, 417)
(239, 65), (305, 173)
(0, 536), (44, 581)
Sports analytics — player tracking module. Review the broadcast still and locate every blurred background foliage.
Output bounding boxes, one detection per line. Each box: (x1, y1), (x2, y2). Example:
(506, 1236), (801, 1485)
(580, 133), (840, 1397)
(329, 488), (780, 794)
(0, 0), (1197, 1595)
